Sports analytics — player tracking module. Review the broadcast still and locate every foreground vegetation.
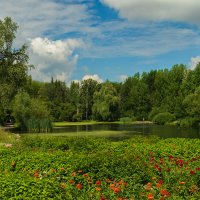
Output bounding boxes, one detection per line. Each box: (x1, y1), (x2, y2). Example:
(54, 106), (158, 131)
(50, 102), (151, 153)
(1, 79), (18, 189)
(0, 129), (199, 199)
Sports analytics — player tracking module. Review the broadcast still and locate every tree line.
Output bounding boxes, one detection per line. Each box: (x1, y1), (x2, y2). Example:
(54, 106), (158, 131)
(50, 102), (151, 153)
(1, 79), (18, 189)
(1, 17), (200, 130)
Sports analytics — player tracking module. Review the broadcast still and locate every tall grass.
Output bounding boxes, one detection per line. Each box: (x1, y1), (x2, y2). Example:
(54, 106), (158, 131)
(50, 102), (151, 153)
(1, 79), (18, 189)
(0, 128), (18, 145)
(26, 118), (52, 133)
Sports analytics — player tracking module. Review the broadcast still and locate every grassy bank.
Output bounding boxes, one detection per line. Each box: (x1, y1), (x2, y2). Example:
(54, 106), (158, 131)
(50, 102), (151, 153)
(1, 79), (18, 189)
(0, 133), (199, 199)
(54, 121), (153, 127)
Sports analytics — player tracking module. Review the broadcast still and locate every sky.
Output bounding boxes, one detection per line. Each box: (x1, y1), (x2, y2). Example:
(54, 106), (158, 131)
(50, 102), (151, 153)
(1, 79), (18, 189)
(1, 0), (200, 83)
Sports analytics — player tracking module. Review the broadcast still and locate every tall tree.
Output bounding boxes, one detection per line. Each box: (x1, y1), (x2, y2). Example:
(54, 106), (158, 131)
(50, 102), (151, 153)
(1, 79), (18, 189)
(0, 17), (31, 124)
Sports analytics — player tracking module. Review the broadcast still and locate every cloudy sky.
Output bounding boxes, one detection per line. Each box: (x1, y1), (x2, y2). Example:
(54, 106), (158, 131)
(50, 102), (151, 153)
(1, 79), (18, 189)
(1, 0), (200, 83)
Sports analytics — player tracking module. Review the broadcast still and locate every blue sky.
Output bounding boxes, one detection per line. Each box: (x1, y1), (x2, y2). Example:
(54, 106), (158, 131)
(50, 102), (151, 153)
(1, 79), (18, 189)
(1, 0), (200, 83)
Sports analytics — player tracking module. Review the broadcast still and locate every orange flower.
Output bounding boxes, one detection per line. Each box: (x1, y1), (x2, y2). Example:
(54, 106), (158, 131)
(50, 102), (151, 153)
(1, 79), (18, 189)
(76, 183), (83, 190)
(110, 184), (115, 190)
(113, 186), (121, 193)
(60, 167), (65, 171)
(69, 180), (75, 185)
(160, 189), (170, 197)
(96, 187), (101, 191)
(146, 182), (152, 191)
(83, 173), (89, 177)
(156, 183), (162, 188)
(71, 172), (76, 176)
(147, 193), (154, 200)
(105, 178), (111, 183)
(179, 182), (186, 185)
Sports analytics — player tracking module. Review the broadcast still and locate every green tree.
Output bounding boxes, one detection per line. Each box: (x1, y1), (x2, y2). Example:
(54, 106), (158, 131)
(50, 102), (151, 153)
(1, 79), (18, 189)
(0, 17), (31, 124)
(92, 82), (120, 121)
(80, 79), (99, 120)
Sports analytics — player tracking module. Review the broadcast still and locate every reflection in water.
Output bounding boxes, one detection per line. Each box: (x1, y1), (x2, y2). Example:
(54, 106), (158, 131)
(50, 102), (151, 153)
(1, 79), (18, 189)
(53, 124), (200, 139)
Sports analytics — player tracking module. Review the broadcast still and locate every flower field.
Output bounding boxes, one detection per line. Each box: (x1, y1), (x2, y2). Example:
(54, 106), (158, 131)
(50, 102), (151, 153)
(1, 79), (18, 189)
(0, 134), (200, 199)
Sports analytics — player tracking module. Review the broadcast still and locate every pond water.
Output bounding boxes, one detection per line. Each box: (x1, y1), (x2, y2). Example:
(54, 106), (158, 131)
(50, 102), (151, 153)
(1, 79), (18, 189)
(53, 124), (200, 139)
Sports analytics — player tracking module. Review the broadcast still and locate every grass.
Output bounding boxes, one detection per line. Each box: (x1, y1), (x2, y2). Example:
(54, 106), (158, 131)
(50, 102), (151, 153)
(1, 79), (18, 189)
(0, 134), (199, 199)
(24, 130), (142, 138)
(0, 128), (19, 147)
(54, 121), (153, 127)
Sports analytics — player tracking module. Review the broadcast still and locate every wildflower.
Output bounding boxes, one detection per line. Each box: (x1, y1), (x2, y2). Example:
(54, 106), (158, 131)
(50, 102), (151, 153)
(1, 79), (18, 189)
(96, 180), (101, 186)
(110, 184), (115, 190)
(113, 186), (121, 193)
(154, 164), (161, 172)
(158, 180), (163, 185)
(69, 180), (75, 184)
(176, 159), (184, 167)
(190, 170), (195, 175)
(96, 187), (101, 191)
(179, 182), (185, 185)
(60, 167), (65, 171)
(34, 171), (39, 178)
(146, 182), (152, 191)
(196, 167), (200, 171)
(78, 169), (83, 173)
(71, 172), (76, 176)
(76, 183), (83, 190)
(147, 193), (154, 200)
(160, 189), (170, 197)
(105, 178), (111, 183)
(156, 183), (162, 188)
(83, 173), (89, 177)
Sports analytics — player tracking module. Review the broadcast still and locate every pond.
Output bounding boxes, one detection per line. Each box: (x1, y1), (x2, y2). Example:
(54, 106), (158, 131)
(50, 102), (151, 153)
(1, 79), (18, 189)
(53, 123), (200, 139)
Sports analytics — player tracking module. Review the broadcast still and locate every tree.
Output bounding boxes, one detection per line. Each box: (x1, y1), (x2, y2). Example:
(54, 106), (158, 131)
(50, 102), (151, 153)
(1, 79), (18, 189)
(80, 79), (99, 120)
(0, 17), (31, 124)
(92, 82), (120, 121)
(12, 91), (52, 131)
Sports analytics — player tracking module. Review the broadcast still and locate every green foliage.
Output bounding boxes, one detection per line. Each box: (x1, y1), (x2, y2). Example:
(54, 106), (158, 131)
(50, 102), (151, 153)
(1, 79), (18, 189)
(0, 136), (200, 199)
(0, 17), (31, 124)
(12, 91), (52, 132)
(92, 82), (120, 121)
(153, 112), (176, 125)
(179, 117), (199, 128)
(120, 117), (136, 123)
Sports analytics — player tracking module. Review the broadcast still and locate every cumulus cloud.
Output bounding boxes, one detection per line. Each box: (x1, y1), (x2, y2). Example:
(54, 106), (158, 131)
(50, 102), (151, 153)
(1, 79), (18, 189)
(29, 37), (84, 82)
(190, 56), (200, 69)
(82, 74), (103, 83)
(101, 0), (200, 24)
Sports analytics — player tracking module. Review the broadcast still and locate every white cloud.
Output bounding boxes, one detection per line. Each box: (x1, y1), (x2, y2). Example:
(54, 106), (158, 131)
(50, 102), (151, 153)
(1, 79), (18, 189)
(118, 75), (128, 82)
(101, 0), (200, 24)
(190, 56), (200, 69)
(29, 37), (84, 82)
(82, 74), (103, 83)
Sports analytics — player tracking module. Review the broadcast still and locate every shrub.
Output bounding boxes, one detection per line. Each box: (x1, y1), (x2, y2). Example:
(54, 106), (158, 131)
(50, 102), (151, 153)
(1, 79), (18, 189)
(179, 117), (199, 128)
(153, 112), (176, 125)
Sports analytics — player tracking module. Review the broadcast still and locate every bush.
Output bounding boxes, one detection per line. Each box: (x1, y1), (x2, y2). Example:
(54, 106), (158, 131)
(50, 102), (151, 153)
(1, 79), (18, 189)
(119, 117), (136, 123)
(153, 112), (176, 125)
(179, 117), (199, 128)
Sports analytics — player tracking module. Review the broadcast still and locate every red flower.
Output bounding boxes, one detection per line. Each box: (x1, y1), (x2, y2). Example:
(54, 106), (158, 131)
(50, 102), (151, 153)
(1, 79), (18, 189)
(176, 159), (184, 167)
(147, 193), (154, 200)
(160, 189), (170, 197)
(96, 180), (101, 186)
(76, 183), (83, 190)
(179, 182), (186, 185)
(60, 167), (65, 171)
(190, 170), (195, 175)
(158, 180), (163, 185)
